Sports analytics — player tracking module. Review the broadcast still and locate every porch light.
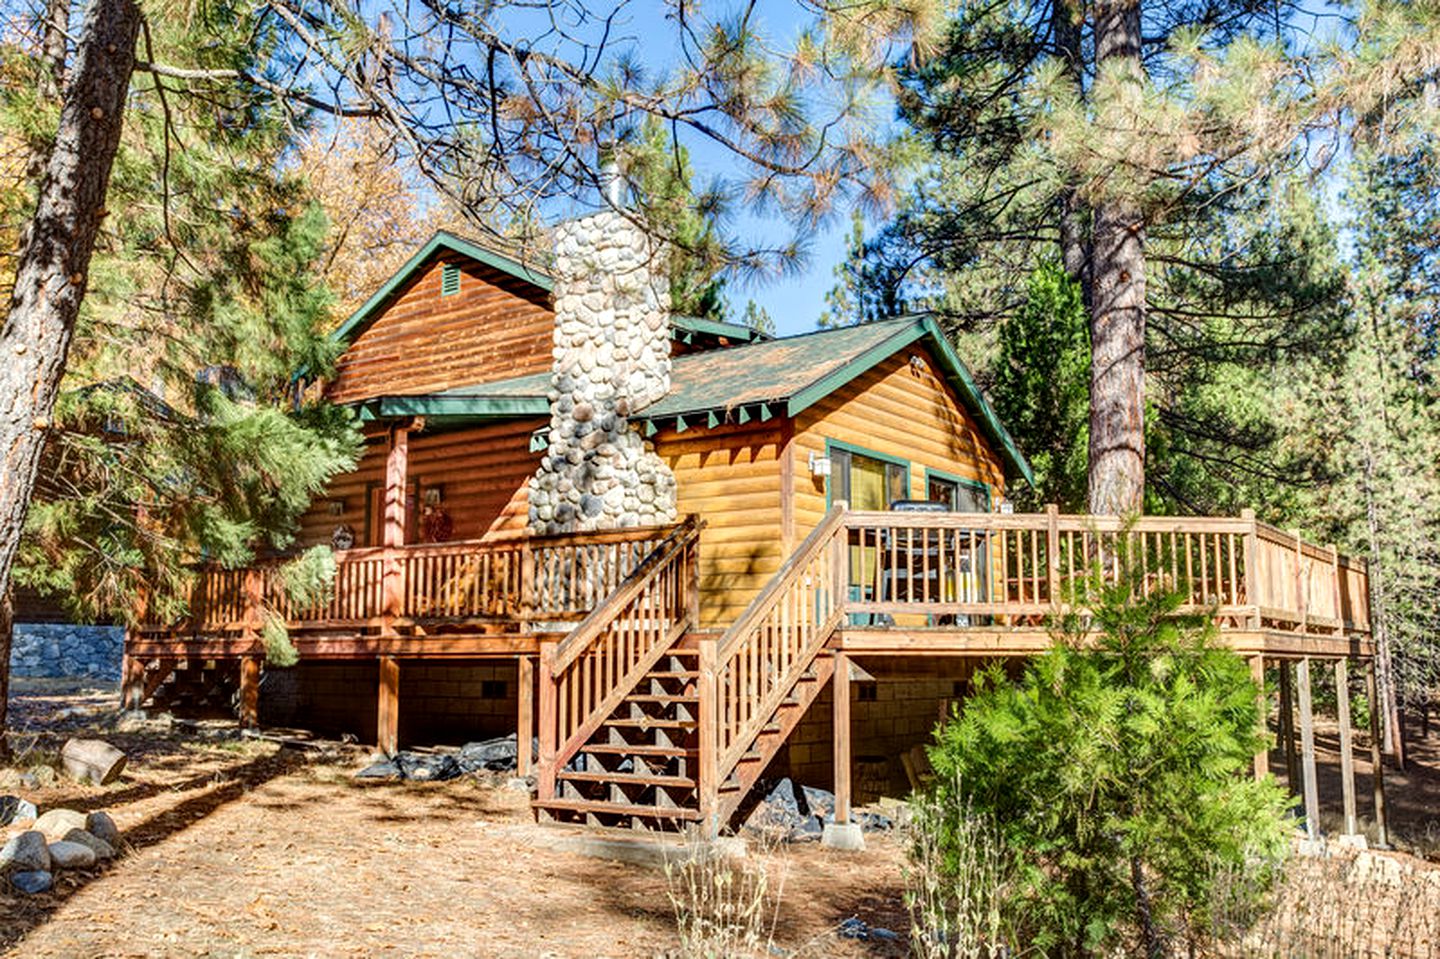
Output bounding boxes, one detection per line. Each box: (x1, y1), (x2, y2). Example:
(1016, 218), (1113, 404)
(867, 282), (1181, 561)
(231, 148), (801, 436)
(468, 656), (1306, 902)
(808, 452), (832, 477)
(423, 485), (444, 507)
(326, 499), (345, 516)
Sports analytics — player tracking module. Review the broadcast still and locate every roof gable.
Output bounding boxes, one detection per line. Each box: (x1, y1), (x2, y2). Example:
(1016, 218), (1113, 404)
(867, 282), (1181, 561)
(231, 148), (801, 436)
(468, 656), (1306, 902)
(331, 231), (554, 349)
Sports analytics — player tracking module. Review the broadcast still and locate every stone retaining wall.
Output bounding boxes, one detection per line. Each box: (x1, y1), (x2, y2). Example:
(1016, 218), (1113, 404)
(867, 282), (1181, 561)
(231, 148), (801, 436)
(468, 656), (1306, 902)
(9, 623), (124, 680)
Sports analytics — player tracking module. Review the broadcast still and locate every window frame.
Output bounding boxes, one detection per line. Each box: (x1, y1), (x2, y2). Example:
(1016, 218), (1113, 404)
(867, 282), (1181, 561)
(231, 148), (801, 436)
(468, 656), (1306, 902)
(824, 439), (911, 510)
(923, 467), (993, 513)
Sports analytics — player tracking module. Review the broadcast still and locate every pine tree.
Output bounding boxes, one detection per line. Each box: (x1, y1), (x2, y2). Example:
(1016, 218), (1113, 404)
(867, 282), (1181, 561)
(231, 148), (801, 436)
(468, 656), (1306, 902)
(862, 0), (1345, 513)
(0, 0), (361, 754)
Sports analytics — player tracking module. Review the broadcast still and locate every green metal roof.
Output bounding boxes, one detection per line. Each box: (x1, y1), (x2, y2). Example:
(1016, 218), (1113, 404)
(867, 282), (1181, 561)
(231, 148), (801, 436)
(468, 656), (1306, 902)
(393, 316), (1032, 485)
(671, 314), (771, 345)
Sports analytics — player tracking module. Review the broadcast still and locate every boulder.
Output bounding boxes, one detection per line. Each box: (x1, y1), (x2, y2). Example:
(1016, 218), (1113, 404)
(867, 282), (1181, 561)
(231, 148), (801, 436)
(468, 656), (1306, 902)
(60, 738), (127, 785)
(47, 840), (97, 870)
(61, 828), (115, 861)
(0, 795), (38, 827)
(0, 830), (51, 874)
(84, 811), (120, 847)
(33, 808), (87, 840)
(9, 869), (53, 894)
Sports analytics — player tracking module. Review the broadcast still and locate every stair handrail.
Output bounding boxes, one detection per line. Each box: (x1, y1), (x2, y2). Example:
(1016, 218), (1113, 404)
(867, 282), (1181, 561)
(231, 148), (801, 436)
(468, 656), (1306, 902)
(711, 502), (849, 779)
(552, 515), (702, 671)
(537, 515), (705, 798)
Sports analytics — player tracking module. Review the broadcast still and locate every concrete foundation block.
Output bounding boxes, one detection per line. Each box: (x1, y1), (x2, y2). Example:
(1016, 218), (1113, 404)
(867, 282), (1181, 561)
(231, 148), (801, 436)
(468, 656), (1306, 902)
(821, 821), (865, 851)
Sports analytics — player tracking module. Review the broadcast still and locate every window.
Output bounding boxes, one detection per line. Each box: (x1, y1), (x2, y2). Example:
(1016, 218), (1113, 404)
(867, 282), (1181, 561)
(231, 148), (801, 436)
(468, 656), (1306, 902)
(441, 262), (461, 296)
(830, 446), (907, 510)
(926, 472), (991, 512)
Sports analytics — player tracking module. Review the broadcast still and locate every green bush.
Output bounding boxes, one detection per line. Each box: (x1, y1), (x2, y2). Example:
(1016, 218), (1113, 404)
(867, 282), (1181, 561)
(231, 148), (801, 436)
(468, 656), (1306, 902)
(923, 538), (1293, 956)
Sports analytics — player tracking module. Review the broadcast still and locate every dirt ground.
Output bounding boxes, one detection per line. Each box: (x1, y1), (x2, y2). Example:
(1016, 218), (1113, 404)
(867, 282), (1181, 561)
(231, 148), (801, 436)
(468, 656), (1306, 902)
(1, 678), (907, 958)
(3, 677), (1440, 958)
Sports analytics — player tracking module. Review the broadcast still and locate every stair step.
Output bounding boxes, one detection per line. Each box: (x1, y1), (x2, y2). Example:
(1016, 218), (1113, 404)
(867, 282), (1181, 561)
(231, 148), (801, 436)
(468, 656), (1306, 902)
(533, 798), (703, 821)
(606, 717), (698, 730)
(624, 694), (698, 705)
(583, 743), (699, 758)
(559, 770), (696, 789)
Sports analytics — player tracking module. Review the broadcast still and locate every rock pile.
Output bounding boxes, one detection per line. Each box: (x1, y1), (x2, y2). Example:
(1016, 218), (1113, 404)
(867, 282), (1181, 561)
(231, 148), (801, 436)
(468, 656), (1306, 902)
(1, 803), (120, 895)
(527, 210), (678, 534)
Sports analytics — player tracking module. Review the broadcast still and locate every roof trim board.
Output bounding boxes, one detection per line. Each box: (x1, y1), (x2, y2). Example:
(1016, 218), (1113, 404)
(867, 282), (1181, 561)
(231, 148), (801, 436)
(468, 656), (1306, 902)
(355, 394), (549, 421)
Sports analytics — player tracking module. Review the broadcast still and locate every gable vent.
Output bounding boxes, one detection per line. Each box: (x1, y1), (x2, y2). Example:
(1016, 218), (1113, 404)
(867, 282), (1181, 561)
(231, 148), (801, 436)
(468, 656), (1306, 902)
(441, 262), (461, 296)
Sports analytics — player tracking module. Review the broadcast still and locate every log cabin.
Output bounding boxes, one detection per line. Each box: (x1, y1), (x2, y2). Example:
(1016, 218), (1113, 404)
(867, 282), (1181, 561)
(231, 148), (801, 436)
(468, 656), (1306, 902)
(126, 211), (1386, 844)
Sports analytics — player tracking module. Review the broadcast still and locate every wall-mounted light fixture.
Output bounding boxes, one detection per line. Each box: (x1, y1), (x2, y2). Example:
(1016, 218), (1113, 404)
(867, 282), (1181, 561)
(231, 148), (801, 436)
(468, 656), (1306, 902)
(808, 452), (832, 478)
(423, 485), (444, 507)
(326, 499), (345, 516)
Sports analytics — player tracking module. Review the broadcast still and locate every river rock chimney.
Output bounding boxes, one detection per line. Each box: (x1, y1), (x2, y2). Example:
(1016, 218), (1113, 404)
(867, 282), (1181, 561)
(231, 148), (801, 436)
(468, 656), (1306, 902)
(527, 207), (679, 534)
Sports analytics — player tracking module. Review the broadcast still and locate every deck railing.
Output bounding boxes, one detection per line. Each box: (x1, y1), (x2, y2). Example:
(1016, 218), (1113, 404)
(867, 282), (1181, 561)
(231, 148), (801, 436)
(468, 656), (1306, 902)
(840, 508), (1372, 635)
(138, 524), (678, 638)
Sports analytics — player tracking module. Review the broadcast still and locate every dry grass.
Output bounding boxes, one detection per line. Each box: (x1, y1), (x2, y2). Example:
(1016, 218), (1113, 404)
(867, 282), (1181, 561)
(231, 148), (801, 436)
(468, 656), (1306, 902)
(662, 830), (789, 959)
(1205, 847), (1440, 958)
(903, 790), (1010, 959)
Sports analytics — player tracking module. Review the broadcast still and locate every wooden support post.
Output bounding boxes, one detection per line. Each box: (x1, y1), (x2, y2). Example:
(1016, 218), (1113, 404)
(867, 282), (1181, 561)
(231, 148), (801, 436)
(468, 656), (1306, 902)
(516, 655), (534, 777)
(238, 656), (261, 729)
(1045, 504), (1060, 607)
(1241, 509), (1260, 627)
(1366, 659), (1390, 847)
(1250, 656), (1268, 780)
(377, 655), (400, 756)
(381, 420), (414, 634)
(1334, 658), (1358, 836)
(1278, 661), (1299, 795)
(537, 638), (558, 799)
(833, 651), (852, 825)
(121, 652), (146, 711)
(1296, 658), (1321, 840)
(697, 636), (719, 833)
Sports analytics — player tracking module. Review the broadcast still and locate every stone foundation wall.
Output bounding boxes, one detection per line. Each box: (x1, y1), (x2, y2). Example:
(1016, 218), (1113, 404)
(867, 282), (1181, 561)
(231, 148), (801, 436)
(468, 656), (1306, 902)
(259, 660), (522, 748)
(9, 623), (124, 679)
(528, 210), (678, 533)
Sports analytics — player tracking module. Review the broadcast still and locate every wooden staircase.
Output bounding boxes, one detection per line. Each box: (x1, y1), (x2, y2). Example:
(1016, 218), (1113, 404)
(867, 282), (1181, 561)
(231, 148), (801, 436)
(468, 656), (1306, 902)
(533, 507), (850, 833)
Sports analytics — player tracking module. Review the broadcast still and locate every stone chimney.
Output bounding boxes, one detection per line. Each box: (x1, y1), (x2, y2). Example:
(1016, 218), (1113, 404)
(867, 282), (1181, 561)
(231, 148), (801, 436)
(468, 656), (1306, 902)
(526, 208), (679, 534)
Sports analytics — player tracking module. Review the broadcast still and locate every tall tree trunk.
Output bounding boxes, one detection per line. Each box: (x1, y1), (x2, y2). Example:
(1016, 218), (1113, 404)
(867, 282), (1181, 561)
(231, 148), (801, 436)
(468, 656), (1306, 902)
(1053, 0), (1090, 302)
(39, 0), (70, 99)
(0, 592), (11, 762)
(1361, 442), (1405, 765)
(1087, 0), (1147, 515)
(0, 0), (140, 747)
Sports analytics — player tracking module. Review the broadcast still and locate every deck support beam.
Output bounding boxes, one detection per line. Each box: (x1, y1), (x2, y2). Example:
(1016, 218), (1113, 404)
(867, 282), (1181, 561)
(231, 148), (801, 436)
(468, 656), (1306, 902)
(378, 655), (400, 756)
(121, 652), (146, 711)
(1277, 661), (1299, 796)
(238, 656), (261, 729)
(516, 655), (534, 777)
(1366, 659), (1390, 847)
(1296, 657), (1321, 841)
(822, 651), (863, 851)
(1250, 655), (1267, 780)
(1334, 658), (1358, 836)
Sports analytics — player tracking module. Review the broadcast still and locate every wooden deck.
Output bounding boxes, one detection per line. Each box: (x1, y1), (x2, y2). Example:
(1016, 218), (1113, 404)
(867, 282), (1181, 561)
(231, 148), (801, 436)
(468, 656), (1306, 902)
(125, 505), (1380, 837)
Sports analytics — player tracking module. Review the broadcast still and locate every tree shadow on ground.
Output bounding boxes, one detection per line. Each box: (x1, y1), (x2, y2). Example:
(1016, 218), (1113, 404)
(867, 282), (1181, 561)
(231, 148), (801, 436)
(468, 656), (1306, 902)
(0, 748), (301, 953)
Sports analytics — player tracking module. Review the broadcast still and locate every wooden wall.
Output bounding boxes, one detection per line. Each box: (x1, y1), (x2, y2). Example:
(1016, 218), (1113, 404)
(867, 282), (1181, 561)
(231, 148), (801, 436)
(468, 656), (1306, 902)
(298, 418), (545, 548)
(325, 254), (555, 404)
(791, 347), (1007, 537)
(652, 421), (788, 628)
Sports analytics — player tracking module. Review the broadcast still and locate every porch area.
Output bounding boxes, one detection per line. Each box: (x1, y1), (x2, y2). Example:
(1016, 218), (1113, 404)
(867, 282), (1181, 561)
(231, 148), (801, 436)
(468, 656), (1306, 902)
(124, 505), (1380, 839)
